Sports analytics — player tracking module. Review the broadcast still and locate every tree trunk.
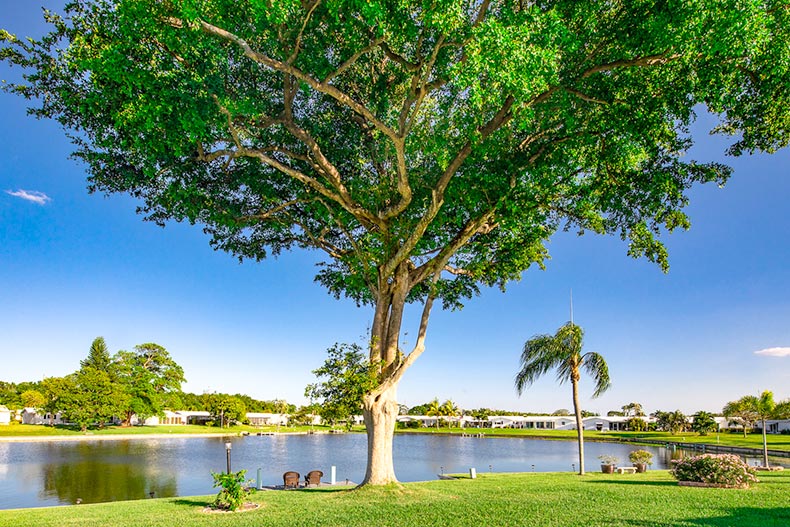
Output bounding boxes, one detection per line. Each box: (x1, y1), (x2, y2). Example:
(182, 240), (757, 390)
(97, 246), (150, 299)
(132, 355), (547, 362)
(571, 375), (585, 475)
(762, 418), (769, 468)
(361, 384), (399, 485)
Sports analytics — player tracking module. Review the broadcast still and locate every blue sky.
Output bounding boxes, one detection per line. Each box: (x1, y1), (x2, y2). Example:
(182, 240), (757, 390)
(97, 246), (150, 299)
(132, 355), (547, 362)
(1, 3), (788, 415)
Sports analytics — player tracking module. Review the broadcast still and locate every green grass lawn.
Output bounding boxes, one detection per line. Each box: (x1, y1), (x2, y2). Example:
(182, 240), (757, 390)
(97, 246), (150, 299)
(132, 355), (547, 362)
(0, 423), (355, 437)
(3, 471), (788, 527)
(397, 427), (790, 452)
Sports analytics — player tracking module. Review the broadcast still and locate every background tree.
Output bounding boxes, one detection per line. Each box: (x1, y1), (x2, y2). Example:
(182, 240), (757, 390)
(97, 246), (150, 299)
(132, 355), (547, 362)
(206, 394), (247, 428)
(59, 369), (125, 431)
(4, 1), (790, 485)
(552, 409), (571, 416)
(515, 322), (610, 475)
(39, 376), (72, 426)
(305, 343), (377, 430)
(626, 417), (648, 432)
(112, 343), (185, 426)
(426, 398), (443, 430)
(621, 402), (645, 417)
(653, 410), (689, 435)
(723, 396), (759, 438)
(440, 399), (459, 427)
(81, 337), (112, 373)
(690, 411), (718, 436)
(20, 389), (46, 410)
(754, 391), (785, 468)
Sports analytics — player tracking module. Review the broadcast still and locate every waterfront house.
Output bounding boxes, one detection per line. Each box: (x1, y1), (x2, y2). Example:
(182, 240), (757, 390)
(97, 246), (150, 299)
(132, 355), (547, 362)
(246, 412), (290, 426)
(762, 419), (790, 434)
(0, 406), (10, 425)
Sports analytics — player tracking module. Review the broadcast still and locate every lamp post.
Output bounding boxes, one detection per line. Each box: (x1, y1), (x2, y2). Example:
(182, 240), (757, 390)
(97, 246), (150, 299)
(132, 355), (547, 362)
(225, 442), (232, 474)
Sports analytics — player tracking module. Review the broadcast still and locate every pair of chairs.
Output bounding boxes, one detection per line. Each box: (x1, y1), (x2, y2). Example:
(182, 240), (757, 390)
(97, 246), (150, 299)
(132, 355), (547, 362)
(283, 470), (323, 488)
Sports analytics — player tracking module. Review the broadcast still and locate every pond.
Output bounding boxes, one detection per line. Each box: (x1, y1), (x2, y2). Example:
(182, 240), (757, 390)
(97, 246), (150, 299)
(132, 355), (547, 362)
(0, 433), (781, 509)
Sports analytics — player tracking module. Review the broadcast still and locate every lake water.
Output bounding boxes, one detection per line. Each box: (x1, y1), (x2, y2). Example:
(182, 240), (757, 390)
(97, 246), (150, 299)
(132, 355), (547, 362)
(0, 433), (781, 509)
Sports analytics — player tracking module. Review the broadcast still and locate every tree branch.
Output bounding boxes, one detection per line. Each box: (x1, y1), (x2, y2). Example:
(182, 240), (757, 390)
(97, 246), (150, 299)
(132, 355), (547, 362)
(191, 18), (400, 143)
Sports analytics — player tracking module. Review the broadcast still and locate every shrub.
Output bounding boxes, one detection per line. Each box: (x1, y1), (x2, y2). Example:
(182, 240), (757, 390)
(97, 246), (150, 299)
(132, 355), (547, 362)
(211, 470), (249, 511)
(598, 455), (618, 465)
(628, 450), (653, 465)
(671, 454), (758, 488)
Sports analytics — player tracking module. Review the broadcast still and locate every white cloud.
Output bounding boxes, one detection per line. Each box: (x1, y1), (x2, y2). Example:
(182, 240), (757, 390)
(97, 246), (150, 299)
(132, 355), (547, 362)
(5, 189), (52, 205)
(754, 347), (790, 357)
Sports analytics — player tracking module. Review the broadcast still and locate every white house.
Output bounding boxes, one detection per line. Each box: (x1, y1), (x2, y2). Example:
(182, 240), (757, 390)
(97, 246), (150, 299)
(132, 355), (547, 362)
(582, 416), (636, 431)
(0, 406), (10, 425)
(20, 408), (63, 425)
(246, 412), (290, 426)
(764, 419), (790, 434)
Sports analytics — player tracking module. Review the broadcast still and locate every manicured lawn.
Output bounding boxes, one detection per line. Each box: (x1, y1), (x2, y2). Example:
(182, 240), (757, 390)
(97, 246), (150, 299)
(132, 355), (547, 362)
(3, 471), (788, 527)
(0, 424), (352, 438)
(397, 427), (790, 452)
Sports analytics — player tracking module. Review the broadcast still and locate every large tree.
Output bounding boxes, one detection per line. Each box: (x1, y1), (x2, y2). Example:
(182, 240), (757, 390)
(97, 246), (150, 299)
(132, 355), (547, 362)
(514, 322), (610, 475)
(3, 1), (790, 484)
(112, 343), (186, 426)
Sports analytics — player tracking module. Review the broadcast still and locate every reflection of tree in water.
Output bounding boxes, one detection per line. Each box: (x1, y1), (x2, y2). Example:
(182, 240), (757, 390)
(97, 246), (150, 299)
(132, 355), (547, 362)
(39, 441), (178, 505)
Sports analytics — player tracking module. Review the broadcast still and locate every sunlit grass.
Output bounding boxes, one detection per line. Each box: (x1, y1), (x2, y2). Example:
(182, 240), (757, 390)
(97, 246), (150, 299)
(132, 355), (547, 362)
(396, 427), (790, 452)
(3, 471), (788, 527)
(0, 423), (356, 438)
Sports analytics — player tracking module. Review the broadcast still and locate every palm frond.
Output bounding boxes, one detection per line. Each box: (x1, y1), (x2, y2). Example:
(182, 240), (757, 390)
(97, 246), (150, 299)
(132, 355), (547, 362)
(582, 352), (611, 398)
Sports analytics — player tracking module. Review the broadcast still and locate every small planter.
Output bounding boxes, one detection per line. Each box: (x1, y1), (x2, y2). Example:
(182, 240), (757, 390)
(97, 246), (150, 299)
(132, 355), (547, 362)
(600, 464), (615, 474)
(633, 463), (647, 473)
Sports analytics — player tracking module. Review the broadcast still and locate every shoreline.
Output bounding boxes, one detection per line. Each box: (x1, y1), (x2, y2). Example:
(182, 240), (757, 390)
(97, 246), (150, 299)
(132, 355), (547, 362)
(0, 432), (239, 443)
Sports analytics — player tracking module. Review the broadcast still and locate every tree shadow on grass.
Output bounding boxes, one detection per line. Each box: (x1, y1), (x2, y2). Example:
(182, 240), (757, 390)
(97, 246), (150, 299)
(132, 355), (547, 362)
(171, 498), (211, 508)
(617, 507), (790, 527)
(585, 479), (677, 487)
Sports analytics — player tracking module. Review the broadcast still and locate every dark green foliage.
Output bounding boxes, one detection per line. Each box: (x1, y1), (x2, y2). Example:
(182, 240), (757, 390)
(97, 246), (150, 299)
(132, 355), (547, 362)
(205, 395), (246, 427)
(112, 343), (186, 426)
(691, 410), (718, 436)
(81, 337), (112, 372)
(653, 410), (689, 434)
(3, 0), (788, 313)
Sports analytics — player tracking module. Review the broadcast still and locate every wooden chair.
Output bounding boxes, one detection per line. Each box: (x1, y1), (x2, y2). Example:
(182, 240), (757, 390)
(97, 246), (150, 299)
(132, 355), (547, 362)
(283, 471), (300, 489)
(305, 470), (323, 487)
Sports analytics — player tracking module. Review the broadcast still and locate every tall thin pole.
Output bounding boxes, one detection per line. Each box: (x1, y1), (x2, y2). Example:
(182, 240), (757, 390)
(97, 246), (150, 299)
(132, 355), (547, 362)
(570, 289), (574, 325)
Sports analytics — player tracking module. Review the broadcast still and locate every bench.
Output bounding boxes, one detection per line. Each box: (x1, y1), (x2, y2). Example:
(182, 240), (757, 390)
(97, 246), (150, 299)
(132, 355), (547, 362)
(615, 466), (637, 474)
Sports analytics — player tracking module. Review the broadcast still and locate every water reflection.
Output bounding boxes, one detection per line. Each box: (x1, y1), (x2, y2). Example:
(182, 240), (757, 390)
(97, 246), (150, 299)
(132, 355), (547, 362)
(40, 458), (177, 505)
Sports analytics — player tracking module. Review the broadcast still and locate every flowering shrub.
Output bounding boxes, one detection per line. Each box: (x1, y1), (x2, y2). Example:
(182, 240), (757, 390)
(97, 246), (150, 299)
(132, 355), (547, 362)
(671, 454), (758, 488)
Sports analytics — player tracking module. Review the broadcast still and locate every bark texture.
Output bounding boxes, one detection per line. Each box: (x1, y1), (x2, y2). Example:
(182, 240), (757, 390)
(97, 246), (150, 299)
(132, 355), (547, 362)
(361, 384), (399, 485)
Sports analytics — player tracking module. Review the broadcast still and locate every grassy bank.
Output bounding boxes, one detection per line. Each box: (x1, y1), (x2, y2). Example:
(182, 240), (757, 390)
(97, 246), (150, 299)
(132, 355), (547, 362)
(3, 471), (788, 527)
(0, 424), (353, 438)
(397, 427), (790, 452)
(3, 424), (789, 456)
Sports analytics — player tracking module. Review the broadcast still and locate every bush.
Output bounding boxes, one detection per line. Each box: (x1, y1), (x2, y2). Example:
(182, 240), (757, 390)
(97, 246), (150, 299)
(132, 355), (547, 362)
(671, 454), (758, 488)
(628, 450), (653, 465)
(211, 470), (249, 511)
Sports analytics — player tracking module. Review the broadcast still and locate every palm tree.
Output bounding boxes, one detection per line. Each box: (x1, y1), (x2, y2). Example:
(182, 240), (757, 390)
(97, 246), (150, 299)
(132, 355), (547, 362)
(426, 398), (442, 430)
(756, 391), (778, 468)
(441, 399), (459, 428)
(724, 391), (788, 468)
(515, 322), (610, 475)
